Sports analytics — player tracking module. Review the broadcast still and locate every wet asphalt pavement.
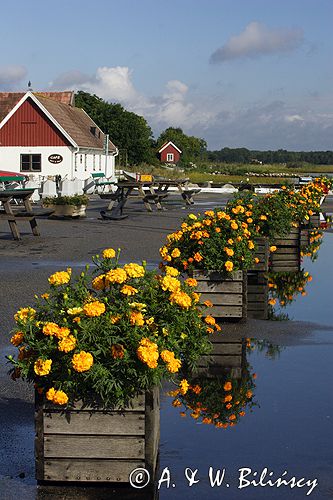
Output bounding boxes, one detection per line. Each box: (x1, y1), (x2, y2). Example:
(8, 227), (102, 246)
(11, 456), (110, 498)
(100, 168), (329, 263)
(0, 193), (333, 499)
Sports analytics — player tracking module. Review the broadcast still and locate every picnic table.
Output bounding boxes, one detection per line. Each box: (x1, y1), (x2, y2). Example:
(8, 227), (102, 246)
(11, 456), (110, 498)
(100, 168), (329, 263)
(100, 180), (168, 220)
(154, 178), (201, 205)
(0, 189), (40, 240)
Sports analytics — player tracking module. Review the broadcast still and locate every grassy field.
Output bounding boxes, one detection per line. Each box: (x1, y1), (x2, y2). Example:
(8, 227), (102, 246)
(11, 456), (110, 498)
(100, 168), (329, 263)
(122, 163), (333, 185)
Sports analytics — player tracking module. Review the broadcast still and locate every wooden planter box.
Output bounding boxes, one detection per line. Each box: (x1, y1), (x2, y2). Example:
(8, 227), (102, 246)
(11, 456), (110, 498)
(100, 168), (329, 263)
(300, 228), (310, 247)
(35, 388), (160, 484)
(248, 237), (269, 272)
(247, 271), (269, 320)
(193, 269), (247, 321)
(270, 227), (301, 272)
(44, 204), (87, 218)
(196, 337), (246, 378)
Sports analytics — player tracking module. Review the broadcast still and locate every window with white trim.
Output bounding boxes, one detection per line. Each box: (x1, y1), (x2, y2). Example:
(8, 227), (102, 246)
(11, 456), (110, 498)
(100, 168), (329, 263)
(20, 154), (41, 172)
(166, 153), (174, 162)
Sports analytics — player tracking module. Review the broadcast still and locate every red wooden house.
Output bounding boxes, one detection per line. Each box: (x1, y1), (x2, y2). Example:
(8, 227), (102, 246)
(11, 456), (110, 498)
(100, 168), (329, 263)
(158, 141), (182, 164)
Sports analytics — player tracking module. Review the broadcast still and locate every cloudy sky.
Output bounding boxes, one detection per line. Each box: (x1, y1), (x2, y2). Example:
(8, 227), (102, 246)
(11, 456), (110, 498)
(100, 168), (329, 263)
(1, 0), (333, 150)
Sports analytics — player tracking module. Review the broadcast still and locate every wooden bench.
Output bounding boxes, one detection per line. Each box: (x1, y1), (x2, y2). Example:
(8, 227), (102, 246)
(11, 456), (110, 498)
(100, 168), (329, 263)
(0, 189), (40, 240)
(84, 173), (115, 193)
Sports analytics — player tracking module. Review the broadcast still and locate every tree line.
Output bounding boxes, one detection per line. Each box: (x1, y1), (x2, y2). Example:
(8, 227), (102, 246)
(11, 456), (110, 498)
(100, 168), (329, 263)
(75, 92), (333, 166)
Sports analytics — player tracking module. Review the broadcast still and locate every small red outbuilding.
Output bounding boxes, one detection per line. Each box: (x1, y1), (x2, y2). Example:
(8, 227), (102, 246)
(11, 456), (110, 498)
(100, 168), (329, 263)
(158, 141), (182, 164)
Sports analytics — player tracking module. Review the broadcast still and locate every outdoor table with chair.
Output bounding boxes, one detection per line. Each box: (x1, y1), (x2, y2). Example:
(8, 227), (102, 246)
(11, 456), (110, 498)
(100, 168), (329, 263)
(0, 188), (40, 240)
(153, 178), (201, 205)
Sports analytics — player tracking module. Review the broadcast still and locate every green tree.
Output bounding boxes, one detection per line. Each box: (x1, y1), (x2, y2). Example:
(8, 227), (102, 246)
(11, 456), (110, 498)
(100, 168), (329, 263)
(75, 91), (155, 165)
(157, 127), (207, 165)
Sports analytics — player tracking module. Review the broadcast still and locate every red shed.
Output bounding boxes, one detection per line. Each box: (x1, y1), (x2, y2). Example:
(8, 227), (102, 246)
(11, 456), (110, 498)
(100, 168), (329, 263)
(158, 141), (182, 164)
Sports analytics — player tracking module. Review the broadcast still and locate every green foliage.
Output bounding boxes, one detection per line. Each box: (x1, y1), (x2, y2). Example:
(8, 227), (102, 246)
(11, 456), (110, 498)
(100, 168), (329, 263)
(43, 195), (89, 206)
(75, 91), (155, 165)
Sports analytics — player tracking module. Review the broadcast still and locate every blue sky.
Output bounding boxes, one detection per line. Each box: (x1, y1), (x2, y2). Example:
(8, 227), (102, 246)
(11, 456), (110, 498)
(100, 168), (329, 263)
(1, 0), (333, 150)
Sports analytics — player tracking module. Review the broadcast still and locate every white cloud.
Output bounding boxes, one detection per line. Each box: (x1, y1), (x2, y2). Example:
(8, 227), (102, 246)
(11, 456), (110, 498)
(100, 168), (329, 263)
(0, 65), (27, 87)
(210, 22), (303, 63)
(285, 114), (304, 123)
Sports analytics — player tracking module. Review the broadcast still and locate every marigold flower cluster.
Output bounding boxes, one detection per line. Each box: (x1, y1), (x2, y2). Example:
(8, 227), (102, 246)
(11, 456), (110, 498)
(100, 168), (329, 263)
(46, 387), (69, 405)
(72, 351), (94, 372)
(137, 338), (159, 368)
(48, 270), (71, 286)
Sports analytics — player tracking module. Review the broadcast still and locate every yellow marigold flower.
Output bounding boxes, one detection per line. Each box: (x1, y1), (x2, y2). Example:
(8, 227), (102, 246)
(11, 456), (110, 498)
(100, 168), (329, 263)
(248, 241), (255, 249)
(224, 247), (234, 256)
(185, 278), (197, 287)
(46, 387), (56, 401)
(105, 268), (127, 284)
(254, 257), (260, 264)
(227, 238), (234, 245)
(165, 266), (179, 277)
(193, 252), (203, 262)
(53, 390), (69, 405)
(14, 307), (36, 322)
(130, 311), (145, 326)
(72, 351), (94, 372)
(224, 260), (234, 272)
(123, 263), (145, 278)
(230, 221), (238, 230)
(58, 334), (76, 352)
(170, 290), (192, 309)
(102, 248), (116, 259)
(48, 271), (71, 286)
(205, 315), (216, 325)
(168, 389), (180, 397)
(188, 213), (197, 220)
(179, 379), (189, 395)
(56, 327), (71, 339)
(205, 210), (215, 217)
(269, 245), (277, 252)
(260, 215), (267, 220)
(160, 350), (175, 363)
(146, 317), (155, 325)
(92, 274), (106, 290)
(247, 218), (253, 224)
(224, 381), (232, 391)
(43, 322), (60, 336)
(83, 301), (106, 317)
(167, 358), (182, 373)
(41, 293), (49, 300)
(171, 248), (181, 258)
(137, 338), (159, 368)
(34, 359), (52, 376)
(67, 307), (83, 315)
(121, 285), (138, 296)
(268, 298), (276, 306)
(10, 331), (24, 346)
(159, 246), (169, 259)
(160, 275), (181, 293)
(73, 317), (81, 324)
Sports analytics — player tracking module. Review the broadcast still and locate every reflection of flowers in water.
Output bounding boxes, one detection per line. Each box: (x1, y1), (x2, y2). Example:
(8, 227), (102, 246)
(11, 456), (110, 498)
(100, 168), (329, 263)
(301, 228), (323, 262)
(268, 270), (312, 308)
(248, 339), (284, 359)
(168, 366), (257, 429)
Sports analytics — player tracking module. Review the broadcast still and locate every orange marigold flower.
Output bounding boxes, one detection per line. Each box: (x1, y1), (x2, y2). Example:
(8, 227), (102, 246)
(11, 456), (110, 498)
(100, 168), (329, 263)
(224, 247), (234, 256)
(224, 394), (232, 402)
(58, 334), (76, 353)
(92, 274), (106, 290)
(83, 301), (106, 317)
(130, 311), (145, 326)
(34, 359), (52, 376)
(111, 344), (125, 359)
(185, 278), (197, 287)
(193, 252), (203, 262)
(224, 382), (232, 391)
(204, 300), (213, 307)
(269, 245), (277, 252)
(10, 331), (24, 347)
(72, 351), (94, 372)
(205, 315), (216, 325)
(171, 248), (181, 258)
(224, 261), (234, 272)
(121, 285), (138, 296)
(102, 248), (116, 259)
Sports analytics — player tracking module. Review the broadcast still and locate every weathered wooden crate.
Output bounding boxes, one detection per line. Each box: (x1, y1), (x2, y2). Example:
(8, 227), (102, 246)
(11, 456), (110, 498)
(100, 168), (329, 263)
(196, 337), (246, 378)
(302, 213), (320, 228)
(248, 237), (269, 272)
(247, 271), (269, 320)
(35, 388), (160, 484)
(193, 270), (247, 321)
(270, 227), (301, 272)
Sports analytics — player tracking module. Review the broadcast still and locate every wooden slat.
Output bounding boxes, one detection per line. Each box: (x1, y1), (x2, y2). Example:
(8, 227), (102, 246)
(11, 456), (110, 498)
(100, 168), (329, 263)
(193, 270), (243, 281)
(205, 305), (243, 317)
(195, 281), (242, 293)
(195, 366), (242, 378)
(197, 292), (243, 305)
(43, 394), (145, 412)
(43, 411), (145, 435)
(269, 265), (300, 272)
(272, 247), (299, 255)
(44, 435), (144, 459)
(43, 459), (144, 482)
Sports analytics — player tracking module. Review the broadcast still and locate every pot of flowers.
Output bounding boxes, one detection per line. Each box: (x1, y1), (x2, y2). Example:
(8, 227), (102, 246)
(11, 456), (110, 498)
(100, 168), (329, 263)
(42, 194), (89, 218)
(7, 249), (214, 485)
(160, 207), (259, 321)
(267, 269), (312, 319)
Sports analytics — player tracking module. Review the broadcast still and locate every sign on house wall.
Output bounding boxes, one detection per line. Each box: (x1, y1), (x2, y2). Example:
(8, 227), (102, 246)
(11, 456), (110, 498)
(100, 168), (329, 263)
(48, 154), (63, 164)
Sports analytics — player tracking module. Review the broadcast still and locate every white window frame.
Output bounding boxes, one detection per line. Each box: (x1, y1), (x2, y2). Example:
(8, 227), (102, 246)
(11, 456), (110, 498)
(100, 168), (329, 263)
(166, 153), (174, 162)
